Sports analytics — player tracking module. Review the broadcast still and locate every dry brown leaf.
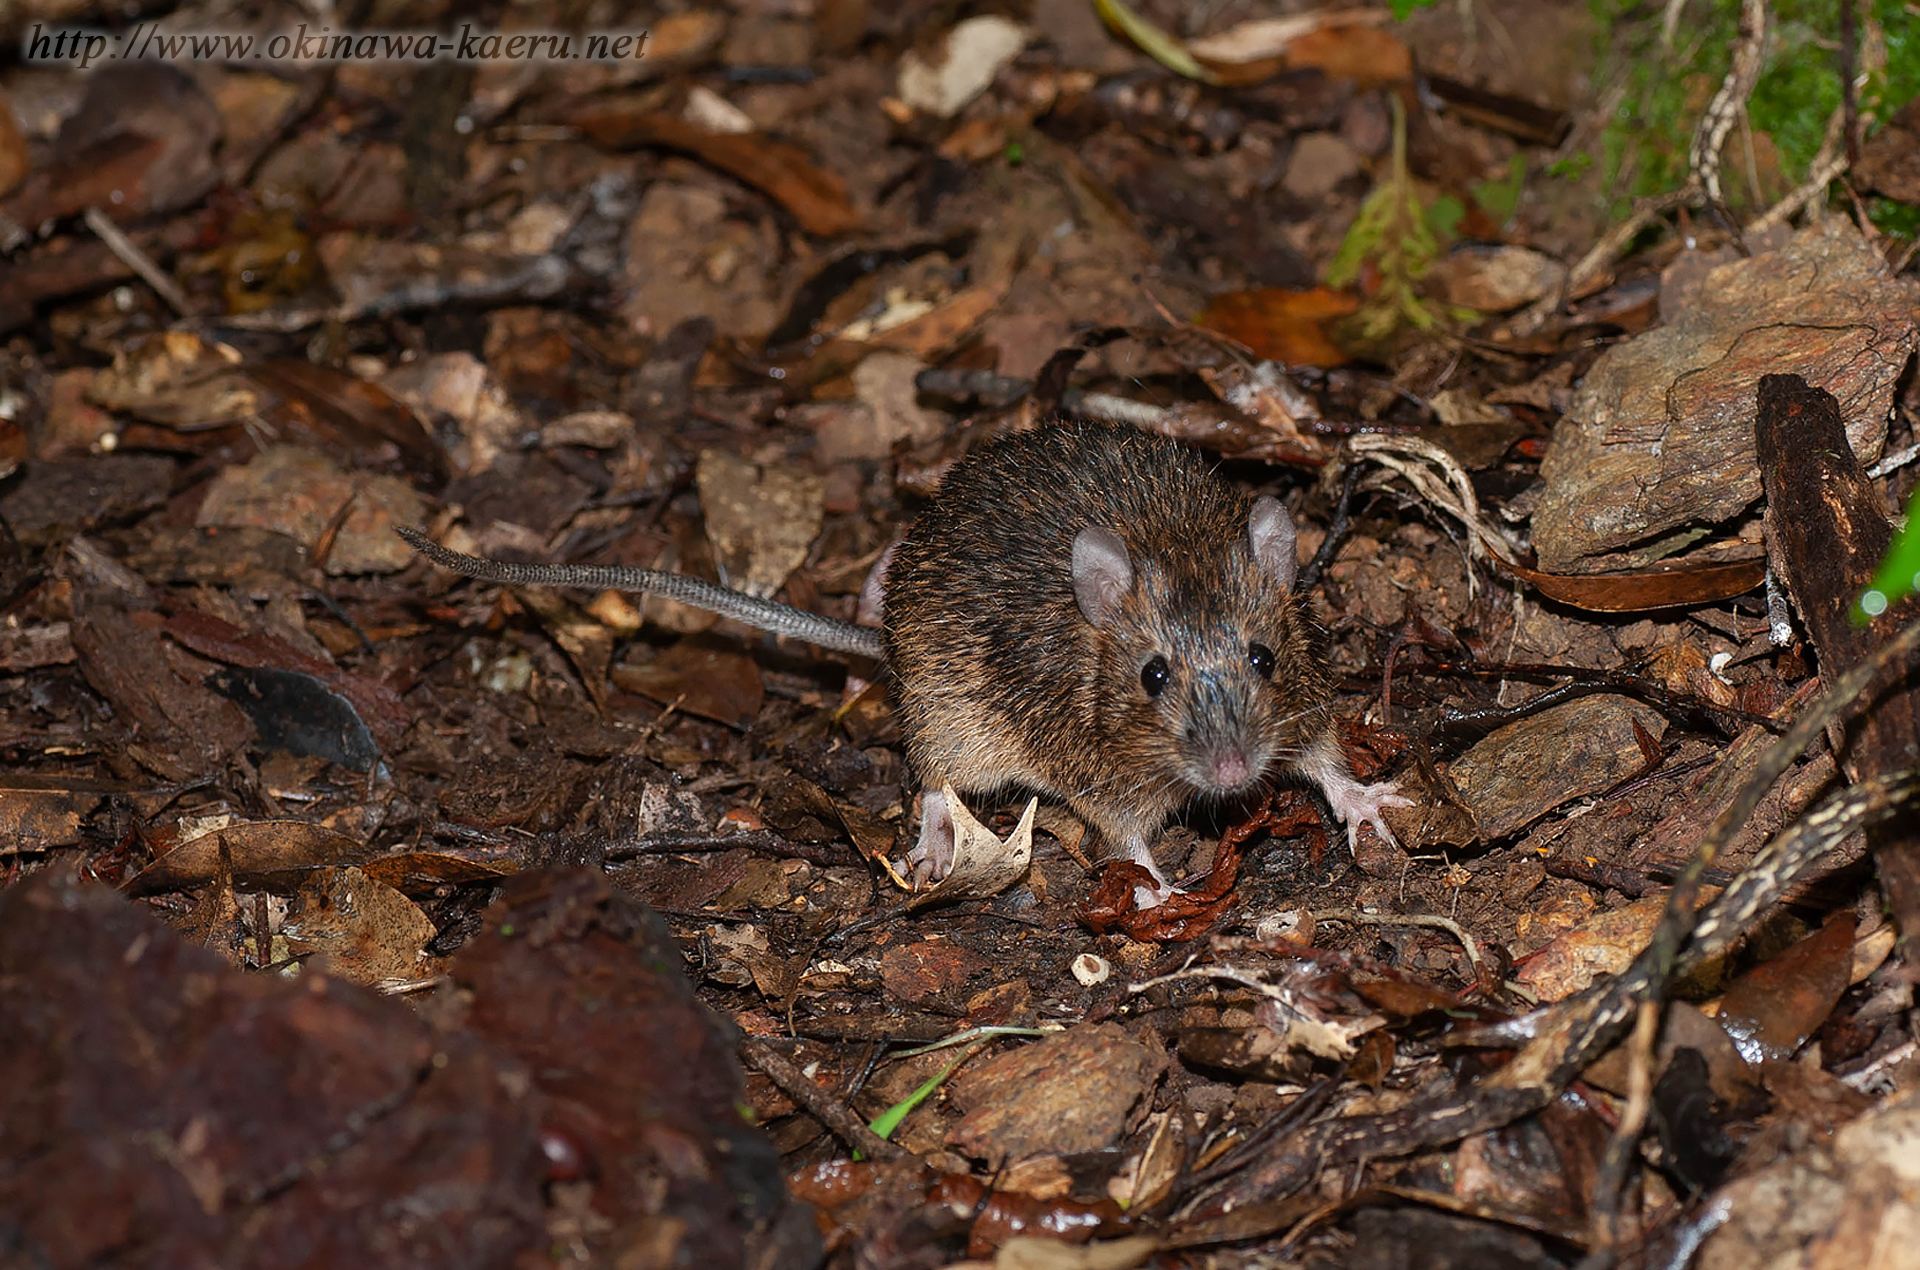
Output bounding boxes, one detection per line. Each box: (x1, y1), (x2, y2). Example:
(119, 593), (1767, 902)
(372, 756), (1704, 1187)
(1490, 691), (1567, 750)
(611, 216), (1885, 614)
(87, 331), (257, 430)
(1187, 10), (1393, 87)
(283, 865), (436, 986)
(127, 817), (372, 895)
(193, 445), (427, 575)
(1500, 554), (1767, 612)
(0, 780), (101, 854)
(695, 448), (825, 598)
(1196, 287), (1357, 368)
(905, 786), (1036, 905)
(571, 108), (862, 237)
(612, 638), (766, 729)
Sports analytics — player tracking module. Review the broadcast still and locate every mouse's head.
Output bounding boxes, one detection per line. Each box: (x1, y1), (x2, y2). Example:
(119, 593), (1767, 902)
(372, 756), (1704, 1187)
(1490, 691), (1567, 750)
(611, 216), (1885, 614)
(1073, 495), (1331, 801)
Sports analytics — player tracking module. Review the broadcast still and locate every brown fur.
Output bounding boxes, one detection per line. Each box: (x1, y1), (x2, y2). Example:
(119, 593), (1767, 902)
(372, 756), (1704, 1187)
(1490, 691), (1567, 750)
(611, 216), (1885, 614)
(883, 421), (1334, 861)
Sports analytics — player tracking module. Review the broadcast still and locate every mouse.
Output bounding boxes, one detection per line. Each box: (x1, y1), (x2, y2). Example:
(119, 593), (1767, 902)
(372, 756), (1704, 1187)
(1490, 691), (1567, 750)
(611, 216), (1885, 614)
(399, 421), (1409, 906)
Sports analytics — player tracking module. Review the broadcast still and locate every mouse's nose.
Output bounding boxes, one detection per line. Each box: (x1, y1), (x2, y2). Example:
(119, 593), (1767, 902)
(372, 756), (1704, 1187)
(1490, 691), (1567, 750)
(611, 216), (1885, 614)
(1207, 749), (1251, 789)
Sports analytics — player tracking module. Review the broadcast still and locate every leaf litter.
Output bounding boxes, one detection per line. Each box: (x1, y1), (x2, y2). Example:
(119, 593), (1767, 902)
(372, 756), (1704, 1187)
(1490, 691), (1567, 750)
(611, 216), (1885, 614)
(0, 0), (1918, 1267)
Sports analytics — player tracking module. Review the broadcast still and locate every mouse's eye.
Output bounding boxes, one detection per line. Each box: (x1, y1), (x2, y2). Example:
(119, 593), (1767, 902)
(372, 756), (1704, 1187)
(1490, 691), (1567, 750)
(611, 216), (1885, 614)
(1248, 642), (1276, 679)
(1140, 655), (1171, 697)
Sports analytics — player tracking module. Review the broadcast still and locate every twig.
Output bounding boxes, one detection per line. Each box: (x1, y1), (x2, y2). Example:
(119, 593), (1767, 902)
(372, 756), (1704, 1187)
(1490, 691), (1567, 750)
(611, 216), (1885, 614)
(83, 207), (193, 318)
(1418, 659), (1787, 740)
(1578, 999), (1661, 1270)
(1746, 151), (1850, 235)
(738, 1035), (904, 1160)
(1310, 907), (1485, 977)
(1300, 463), (1361, 593)
(1675, 765), (1920, 975)
(1866, 427), (1920, 481)
(1210, 618), (1920, 1194)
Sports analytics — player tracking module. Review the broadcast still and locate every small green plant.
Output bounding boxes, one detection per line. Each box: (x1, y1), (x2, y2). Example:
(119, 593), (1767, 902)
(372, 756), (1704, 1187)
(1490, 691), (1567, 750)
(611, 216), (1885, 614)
(1472, 154), (1529, 226)
(1595, 0), (1920, 223)
(1548, 152), (1595, 181)
(1327, 97), (1471, 342)
(1854, 486), (1920, 624)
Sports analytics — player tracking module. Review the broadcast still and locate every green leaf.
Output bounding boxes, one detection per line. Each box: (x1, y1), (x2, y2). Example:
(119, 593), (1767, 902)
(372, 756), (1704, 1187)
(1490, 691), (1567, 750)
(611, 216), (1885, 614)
(863, 1044), (981, 1147)
(1092, 0), (1218, 82)
(1854, 485), (1920, 625)
(1470, 155), (1528, 225)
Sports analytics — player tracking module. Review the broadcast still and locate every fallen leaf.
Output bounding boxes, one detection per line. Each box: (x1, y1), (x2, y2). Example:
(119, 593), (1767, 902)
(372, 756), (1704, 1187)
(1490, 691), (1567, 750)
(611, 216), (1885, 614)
(1713, 913), (1857, 1064)
(87, 331), (256, 430)
(571, 108), (862, 236)
(1188, 10), (1395, 87)
(1197, 287), (1357, 367)
(1093, 0), (1217, 82)
(247, 360), (445, 479)
(1283, 23), (1413, 88)
(612, 638), (765, 729)
(695, 448), (825, 598)
(0, 85), (27, 198)
(896, 16), (1030, 119)
(193, 445), (427, 575)
(905, 786), (1036, 905)
(1498, 554), (1767, 612)
(283, 865), (437, 986)
(126, 818), (372, 895)
(0, 780), (103, 854)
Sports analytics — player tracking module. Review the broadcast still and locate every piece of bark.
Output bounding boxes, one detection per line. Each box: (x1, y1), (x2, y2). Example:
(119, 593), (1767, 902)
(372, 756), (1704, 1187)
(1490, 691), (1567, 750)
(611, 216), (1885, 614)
(1755, 373), (1920, 973)
(1535, 220), (1920, 572)
(1442, 694), (1668, 842)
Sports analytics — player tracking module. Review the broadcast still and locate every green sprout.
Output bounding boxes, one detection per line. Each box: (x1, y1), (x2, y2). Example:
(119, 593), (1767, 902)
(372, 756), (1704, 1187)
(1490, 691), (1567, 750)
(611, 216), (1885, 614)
(1854, 485), (1920, 624)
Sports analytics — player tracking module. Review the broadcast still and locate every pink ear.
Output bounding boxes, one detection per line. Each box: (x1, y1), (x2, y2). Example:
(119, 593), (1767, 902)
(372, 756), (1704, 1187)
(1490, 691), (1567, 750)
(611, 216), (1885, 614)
(1249, 496), (1298, 589)
(1072, 527), (1133, 625)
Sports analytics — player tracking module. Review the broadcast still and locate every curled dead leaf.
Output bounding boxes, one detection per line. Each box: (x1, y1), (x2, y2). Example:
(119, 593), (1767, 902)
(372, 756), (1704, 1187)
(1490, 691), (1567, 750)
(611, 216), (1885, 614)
(905, 785), (1036, 906)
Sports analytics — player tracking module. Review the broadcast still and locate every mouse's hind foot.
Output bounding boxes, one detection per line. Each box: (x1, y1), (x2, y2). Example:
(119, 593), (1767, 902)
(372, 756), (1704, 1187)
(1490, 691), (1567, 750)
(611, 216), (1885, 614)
(895, 787), (957, 887)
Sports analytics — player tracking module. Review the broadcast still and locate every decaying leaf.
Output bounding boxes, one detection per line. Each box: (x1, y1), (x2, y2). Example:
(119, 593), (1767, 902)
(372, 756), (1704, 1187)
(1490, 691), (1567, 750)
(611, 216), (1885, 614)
(1197, 287), (1357, 370)
(570, 107), (862, 237)
(282, 865), (437, 986)
(0, 779), (104, 854)
(1186, 10), (1398, 87)
(194, 446), (427, 575)
(694, 448), (825, 599)
(126, 817), (373, 895)
(896, 16), (1030, 119)
(87, 331), (257, 430)
(905, 785), (1036, 906)
(612, 638), (765, 729)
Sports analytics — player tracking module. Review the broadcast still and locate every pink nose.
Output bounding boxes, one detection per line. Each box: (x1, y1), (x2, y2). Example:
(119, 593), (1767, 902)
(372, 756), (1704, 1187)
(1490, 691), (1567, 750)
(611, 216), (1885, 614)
(1209, 751), (1250, 789)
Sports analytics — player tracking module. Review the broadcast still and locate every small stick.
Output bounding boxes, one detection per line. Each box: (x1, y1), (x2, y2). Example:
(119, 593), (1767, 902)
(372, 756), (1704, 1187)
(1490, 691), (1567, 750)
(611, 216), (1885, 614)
(739, 1035), (905, 1160)
(84, 206), (193, 318)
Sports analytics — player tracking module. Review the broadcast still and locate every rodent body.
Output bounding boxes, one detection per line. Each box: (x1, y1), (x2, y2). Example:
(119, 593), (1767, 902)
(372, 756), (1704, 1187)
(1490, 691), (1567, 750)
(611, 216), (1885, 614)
(401, 421), (1408, 904)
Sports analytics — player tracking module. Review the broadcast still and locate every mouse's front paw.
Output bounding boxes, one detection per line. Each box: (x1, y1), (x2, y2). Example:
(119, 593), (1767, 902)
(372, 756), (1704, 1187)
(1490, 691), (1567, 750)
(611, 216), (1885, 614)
(1329, 779), (1414, 850)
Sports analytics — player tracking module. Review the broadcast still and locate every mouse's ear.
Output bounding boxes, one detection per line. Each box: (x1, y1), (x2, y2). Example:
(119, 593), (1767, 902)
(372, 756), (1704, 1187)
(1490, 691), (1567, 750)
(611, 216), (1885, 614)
(1248, 496), (1298, 590)
(1072, 526), (1133, 625)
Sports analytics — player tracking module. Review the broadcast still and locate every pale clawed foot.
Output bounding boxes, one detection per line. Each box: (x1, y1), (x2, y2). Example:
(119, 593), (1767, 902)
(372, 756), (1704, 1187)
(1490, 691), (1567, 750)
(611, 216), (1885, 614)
(1298, 732), (1413, 851)
(897, 787), (957, 887)
(1323, 773), (1414, 851)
